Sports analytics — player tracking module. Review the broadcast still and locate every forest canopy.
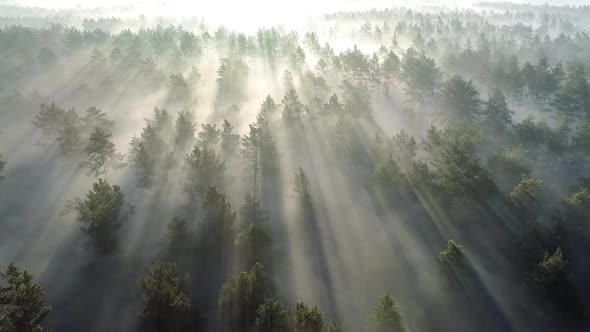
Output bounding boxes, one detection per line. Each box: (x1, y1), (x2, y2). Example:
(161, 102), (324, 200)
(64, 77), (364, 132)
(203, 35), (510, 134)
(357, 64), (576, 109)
(1, 1), (590, 331)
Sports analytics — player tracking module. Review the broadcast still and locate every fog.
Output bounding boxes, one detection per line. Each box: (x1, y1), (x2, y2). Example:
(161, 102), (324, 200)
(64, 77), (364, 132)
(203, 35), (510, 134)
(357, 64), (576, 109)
(0, 1), (590, 332)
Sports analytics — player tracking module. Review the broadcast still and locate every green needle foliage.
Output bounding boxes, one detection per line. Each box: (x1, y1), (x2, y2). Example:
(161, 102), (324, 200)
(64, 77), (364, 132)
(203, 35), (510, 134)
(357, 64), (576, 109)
(437, 239), (465, 267)
(255, 298), (292, 332)
(81, 128), (125, 179)
(67, 179), (128, 254)
(529, 248), (584, 319)
(219, 263), (274, 331)
(140, 261), (192, 332)
(0, 264), (52, 332)
(367, 291), (407, 332)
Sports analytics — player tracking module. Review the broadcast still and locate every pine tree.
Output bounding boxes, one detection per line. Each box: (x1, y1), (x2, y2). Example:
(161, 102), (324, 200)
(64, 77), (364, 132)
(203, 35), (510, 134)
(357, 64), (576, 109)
(437, 239), (465, 267)
(241, 124), (279, 195)
(388, 130), (418, 168)
(0, 264), (52, 332)
(197, 123), (221, 150)
(216, 57), (249, 106)
(129, 117), (169, 187)
(184, 146), (225, 200)
(256, 96), (278, 127)
(56, 110), (82, 157)
(68, 179), (128, 253)
(295, 303), (327, 332)
(175, 110), (196, 152)
(237, 194), (273, 268)
(573, 121), (590, 154)
(367, 291), (407, 332)
(168, 73), (191, 104)
(140, 261), (192, 332)
(196, 186), (237, 285)
(81, 107), (114, 133)
(551, 64), (590, 118)
(510, 173), (543, 216)
(294, 167), (311, 205)
(430, 125), (494, 198)
(33, 103), (66, 138)
(221, 120), (240, 157)
(281, 90), (304, 124)
(219, 263), (274, 331)
(400, 48), (441, 104)
(438, 75), (482, 123)
(382, 51), (400, 92)
(323, 94), (344, 115)
(164, 216), (192, 260)
(483, 89), (513, 132)
(255, 299), (292, 332)
(283, 70), (295, 92)
(81, 128), (125, 179)
(529, 248), (583, 319)
(506, 55), (524, 101)
(341, 79), (372, 118)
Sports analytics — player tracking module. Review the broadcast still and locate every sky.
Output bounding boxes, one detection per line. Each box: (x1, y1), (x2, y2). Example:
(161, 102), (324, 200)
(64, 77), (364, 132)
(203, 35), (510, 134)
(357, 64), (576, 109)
(0, 0), (440, 32)
(2, 0), (407, 13)
(2, 0), (587, 11)
(1, 0), (586, 31)
(0, 0), (467, 17)
(0, 0), (402, 30)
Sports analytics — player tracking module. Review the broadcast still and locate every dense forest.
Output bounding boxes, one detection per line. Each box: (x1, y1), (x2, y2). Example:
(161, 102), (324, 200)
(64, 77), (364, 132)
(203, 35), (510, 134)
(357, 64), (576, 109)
(1, 1), (590, 331)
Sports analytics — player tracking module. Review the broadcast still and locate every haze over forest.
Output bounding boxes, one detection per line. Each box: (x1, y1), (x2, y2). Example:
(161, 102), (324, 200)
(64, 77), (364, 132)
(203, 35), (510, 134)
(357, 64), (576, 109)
(1, 1), (590, 331)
